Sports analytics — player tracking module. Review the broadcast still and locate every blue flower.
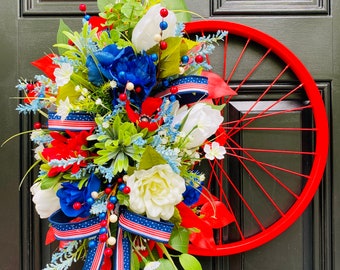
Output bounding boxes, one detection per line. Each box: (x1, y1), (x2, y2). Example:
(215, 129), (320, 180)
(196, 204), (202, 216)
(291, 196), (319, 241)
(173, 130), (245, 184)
(182, 184), (202, 206)
(57, 173), (101, 218)
(86, 44), (157, 105)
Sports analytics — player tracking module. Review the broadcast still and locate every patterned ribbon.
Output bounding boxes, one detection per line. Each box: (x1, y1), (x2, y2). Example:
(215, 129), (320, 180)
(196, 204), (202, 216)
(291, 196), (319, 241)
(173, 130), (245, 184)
(115, 208), (175, 270)
(48, 112), (96, 131)
(49, 210), (105, 270)
(49, 208), (174, 270)
(155, 75), (209, 105)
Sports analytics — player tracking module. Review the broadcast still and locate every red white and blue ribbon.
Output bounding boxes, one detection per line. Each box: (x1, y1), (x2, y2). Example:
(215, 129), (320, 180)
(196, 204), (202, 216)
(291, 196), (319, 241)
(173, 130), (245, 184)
(49, 208), (174, 270)
(155, 75), (209, 105)
(48, 112), (96, 131)
(49, 210), (105, 270)
(115, 208), (175, 270)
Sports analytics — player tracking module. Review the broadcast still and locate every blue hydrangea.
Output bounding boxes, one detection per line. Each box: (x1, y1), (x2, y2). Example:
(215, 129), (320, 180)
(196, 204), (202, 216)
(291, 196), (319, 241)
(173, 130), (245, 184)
(57, 173), (101, 218)
(86, 44), (157, 105)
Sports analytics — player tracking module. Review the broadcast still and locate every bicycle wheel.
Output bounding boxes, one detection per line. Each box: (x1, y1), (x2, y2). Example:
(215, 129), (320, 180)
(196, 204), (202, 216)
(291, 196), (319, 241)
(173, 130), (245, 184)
(184, 20), (329, 256)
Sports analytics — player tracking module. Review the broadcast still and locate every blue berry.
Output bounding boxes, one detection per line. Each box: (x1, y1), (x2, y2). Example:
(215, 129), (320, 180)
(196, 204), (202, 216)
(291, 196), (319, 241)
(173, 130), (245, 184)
(159, 21), (168, 30)
(151, 53), (158, 62)
(118, 71), (126, 79)
(109, 196), (118, 204)
(181, 55), (189, 64)
(88, 240), (96, 249)
(84, 14), (91, 21)
(118, 183), (126, 191)
(99, 227), (107, 234)
(86, 197), (95, 205)
(169, 95), (177, 102)
(99, 212), (106, 220)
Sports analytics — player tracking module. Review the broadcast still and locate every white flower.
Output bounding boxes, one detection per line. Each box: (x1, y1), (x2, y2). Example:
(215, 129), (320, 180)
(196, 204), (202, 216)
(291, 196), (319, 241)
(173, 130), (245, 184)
(95, 98), (102, 105)
(172, 103), (224, 149)
(56, 97), (72, 120)
(144, 261), (161, 270)
(132, 4), (177, 52)
(30, 182), (61, 219)
(33, 144), (44, 160)
(204, 141), (226, 160)
(53, 62), (73, 87)
(110, 80), (117, 88)
(126, 164), (186, 221)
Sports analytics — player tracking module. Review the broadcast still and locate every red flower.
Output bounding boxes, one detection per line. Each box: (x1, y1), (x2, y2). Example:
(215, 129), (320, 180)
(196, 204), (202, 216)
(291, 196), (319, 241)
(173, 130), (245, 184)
(125, 97), (163, 131)
(42, 130), (92, 177)
(31, 54), (59, 81)
(89, 16), (109, 33)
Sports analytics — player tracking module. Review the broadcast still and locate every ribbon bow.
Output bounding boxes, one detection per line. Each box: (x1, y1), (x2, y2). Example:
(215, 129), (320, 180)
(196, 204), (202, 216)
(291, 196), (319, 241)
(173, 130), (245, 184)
(116, 208), (174, 269)
(49, 208), (174, 270)
(49, 210), (105, 270)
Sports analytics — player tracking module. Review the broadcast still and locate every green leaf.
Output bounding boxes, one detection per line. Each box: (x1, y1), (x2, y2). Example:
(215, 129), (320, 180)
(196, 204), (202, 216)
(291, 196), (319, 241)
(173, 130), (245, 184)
(40, 174), (62, 189)
(148, 37), (197, 79)
(161, 0), (192, 22)
(97, 0), (115, 12)
(116, 191), (130, 206)
(157, 258), (177, 270)
(121, 1), (144, 19)
(169, 226), (189, 253)
(55, 81), (81, 106)
(56, 19), (73, 55)
(179, 254), (202, 270)
(131, 250), (140, 270)
(138, 146), (167, 170)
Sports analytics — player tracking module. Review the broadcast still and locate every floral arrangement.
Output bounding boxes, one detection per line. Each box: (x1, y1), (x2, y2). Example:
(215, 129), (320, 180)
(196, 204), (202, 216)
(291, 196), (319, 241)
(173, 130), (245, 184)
(12, 0), (236, 269)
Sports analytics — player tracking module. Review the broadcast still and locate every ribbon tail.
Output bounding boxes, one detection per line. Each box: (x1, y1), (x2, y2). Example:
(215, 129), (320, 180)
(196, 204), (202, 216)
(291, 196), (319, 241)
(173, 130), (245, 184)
(83, 237), (105, 270)
(115, 227), (130, 270)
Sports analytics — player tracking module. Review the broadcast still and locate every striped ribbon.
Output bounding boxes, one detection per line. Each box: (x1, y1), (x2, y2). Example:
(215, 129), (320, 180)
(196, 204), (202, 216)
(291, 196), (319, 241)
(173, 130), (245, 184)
(116, 208), (174, 270)
(49, 208), (174, 270)
(48, 112), (96, 131)
(49, 210), (105, 270)
(155, 75), (209, 105)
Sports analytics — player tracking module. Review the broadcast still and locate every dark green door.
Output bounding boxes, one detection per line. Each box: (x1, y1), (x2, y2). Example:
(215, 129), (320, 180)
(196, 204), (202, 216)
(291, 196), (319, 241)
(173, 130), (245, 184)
(0, 0), (337, 269)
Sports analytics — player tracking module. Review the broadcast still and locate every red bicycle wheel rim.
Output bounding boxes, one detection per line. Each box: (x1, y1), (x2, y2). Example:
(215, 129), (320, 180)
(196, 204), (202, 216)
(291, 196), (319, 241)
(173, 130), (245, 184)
(184, 20), (329, 256)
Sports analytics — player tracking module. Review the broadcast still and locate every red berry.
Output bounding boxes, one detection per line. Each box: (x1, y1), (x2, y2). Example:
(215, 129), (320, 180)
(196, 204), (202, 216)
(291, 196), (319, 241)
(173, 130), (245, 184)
(104, 187), (112, 195)
(73, 202), (82, 210)
(79, 4), (87, 12)
(160, 41), (168, 50)
(100, 219), (108, 227)
(135, 86), (142, 93)
(33, 122), (42, 129)
(68, 39), (74, 46)
(170, 86), (178, 94)
(99, 234), (108, 242)
(195, 55), (204, 63)
(26, 83), (35, 91)
(160, 8), (169, 18)
(117, 177), (124, 183)
(104, 247), (113, 257)
(107, 202), (115, 211)
(122, 186), (131, 194)
(119, 93), (127, 101)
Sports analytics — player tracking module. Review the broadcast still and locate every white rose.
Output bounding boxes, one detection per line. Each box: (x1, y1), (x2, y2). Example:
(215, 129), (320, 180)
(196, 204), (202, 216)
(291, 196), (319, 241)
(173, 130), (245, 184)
(126, 164), (186, 221)
(132, 4), (177, 52)
(172, 103), (224, 149)
(30, 182), (61, 219)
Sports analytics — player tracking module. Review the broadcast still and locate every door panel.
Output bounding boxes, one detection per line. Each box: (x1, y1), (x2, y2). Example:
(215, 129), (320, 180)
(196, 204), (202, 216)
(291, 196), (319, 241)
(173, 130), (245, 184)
(0, 0), (336, 269)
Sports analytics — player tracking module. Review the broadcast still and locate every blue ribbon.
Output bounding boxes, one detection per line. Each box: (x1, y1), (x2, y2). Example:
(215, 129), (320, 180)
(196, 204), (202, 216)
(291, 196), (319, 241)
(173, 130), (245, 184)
(49, 210), (105, 270)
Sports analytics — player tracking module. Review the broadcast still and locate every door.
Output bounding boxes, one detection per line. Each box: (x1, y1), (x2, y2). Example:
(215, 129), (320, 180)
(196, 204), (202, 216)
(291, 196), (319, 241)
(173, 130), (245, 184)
(0, 0), (337, 269)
